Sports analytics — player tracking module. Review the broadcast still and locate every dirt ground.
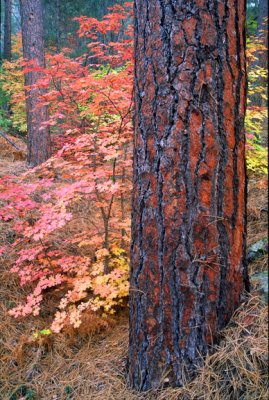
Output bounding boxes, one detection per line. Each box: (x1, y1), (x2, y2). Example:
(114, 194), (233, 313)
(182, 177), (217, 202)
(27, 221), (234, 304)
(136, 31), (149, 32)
(0, 138), (268, 400)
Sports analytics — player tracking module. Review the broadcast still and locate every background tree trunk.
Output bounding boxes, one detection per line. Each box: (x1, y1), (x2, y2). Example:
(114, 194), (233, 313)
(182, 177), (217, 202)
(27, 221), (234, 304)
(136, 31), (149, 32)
(55, 0), (60, 51)
(3, 0), (12, 60)
(0, 0), (2, 60)
(253, 0), (268, 106)
(128, 0), (248, 391)
(20, 0), (51, 166)
(257, 0), (268, 37)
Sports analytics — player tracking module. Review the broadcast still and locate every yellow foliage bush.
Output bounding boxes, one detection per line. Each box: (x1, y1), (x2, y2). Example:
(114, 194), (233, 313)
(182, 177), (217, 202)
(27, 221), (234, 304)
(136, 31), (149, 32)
(1, 59), (27, 134)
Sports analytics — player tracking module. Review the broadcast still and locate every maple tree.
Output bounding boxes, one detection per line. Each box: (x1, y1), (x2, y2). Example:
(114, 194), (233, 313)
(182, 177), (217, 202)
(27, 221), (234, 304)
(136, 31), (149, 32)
(0, 2), (133, 333)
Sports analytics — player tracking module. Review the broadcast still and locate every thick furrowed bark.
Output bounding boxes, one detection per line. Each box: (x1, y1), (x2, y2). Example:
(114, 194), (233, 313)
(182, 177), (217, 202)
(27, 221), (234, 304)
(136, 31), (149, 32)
(128, 0), (248, 391)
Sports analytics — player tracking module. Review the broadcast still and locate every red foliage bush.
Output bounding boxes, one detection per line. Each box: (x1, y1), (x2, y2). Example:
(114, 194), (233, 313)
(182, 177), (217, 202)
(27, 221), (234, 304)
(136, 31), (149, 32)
(0, 2), (133, 332)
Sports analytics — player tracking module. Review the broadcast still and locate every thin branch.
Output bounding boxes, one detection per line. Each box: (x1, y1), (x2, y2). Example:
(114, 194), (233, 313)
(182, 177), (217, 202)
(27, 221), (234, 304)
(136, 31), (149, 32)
(0, 130), (21, 151)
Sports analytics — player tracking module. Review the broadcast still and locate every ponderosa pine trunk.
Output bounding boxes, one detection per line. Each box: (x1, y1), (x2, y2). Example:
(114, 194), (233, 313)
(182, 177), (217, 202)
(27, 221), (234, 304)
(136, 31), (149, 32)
(20, 0), (51, 166)
(3, 0), (12, 61)
(128, 0), (248, 391)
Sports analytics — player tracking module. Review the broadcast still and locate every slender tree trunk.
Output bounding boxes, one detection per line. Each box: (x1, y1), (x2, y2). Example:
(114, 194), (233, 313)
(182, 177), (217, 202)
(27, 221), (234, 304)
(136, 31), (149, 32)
(0, 0), (2, 60)
(56, 0), (60, 51)
(257, 0), (268, 71)
(128, 0), (248, 391)
(20, 0), (51, 166)
(3, 0), (12, 60)
(252, 0), (268, 71)
(252, 0), (268, 106)
(257, 0), (268, 37)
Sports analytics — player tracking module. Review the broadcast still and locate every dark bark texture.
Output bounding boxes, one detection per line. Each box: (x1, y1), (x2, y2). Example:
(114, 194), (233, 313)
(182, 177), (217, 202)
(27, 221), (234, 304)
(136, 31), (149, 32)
(3, 0), (12, 60)
(128, 0), (248, 391)
(20, 0), (51, 166)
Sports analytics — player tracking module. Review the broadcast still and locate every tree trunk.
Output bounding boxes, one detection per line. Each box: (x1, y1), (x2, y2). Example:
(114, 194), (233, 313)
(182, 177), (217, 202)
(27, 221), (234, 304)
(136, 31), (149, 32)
(20, 0), (51, 166)
(252, 0), (268, 71)
(128, 0), (248, 391)
(257, 0), (268, 38)
(3, 0), (12, 61)
(256, 0), (268, 113)
(257, 0), (268, 71)
(252, 0), (268, 106)
(0, 0), (2, 59)
(56, 0), (61, 51)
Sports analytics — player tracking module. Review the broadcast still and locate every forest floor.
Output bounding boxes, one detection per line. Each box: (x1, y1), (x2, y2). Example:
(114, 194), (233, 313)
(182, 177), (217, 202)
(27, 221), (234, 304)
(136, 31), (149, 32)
(0, 137), (268, 400)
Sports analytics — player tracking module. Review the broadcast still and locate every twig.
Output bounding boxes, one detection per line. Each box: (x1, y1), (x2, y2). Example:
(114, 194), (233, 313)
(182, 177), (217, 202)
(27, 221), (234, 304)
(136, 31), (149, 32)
(0, 130), (21, 151)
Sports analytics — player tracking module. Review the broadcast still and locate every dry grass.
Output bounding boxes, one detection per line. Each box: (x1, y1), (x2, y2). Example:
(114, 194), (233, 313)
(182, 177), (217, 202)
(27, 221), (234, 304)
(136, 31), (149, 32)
(0, 160), (28, 178)
(0, 158), (268, 399)
(0, 295), (267, 400)
(247, 178), (268, 246)
(0, 135), (27, 177)
(0, 135), (26, 161)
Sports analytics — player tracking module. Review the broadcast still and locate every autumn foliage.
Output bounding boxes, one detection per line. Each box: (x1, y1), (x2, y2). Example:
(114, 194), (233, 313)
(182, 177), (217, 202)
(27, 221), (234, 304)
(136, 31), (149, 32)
(0, 2), (133, 332)
(0, 3), (267, 334)
(245, 19), (268, 175)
